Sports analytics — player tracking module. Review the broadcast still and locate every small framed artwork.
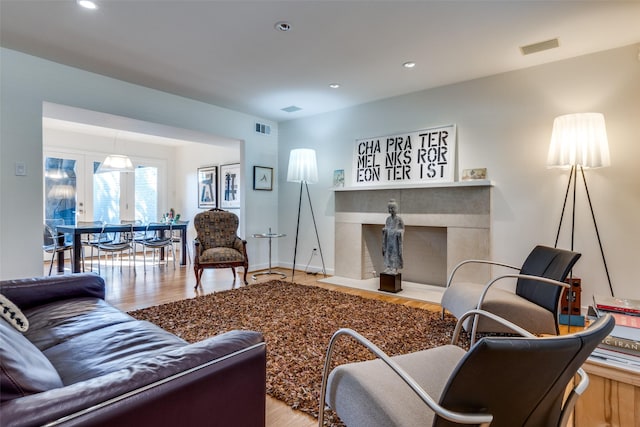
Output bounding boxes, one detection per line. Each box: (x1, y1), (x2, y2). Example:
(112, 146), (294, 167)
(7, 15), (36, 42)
(253, 166), (273, 191)
(461, 168), (487, 181)
(333, 169), (345, 187)
(220, 163), (241, 209)
(197, 166), (218, 209)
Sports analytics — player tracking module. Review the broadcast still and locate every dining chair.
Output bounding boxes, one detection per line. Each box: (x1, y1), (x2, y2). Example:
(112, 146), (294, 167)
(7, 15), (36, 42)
(78, 220), (109, 272)
(140, 222), (176, 271)
(43, 219), (74, 275)
(95, 223), (135, 274)
(171, 220), (191, 264)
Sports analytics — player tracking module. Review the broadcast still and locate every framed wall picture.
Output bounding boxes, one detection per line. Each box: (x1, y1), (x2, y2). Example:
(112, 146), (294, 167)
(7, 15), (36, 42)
(220, 163), (241, 209)
(197, 166), (218, 209)
(333, 169), (345, 187)
(253, 166), (273, 191)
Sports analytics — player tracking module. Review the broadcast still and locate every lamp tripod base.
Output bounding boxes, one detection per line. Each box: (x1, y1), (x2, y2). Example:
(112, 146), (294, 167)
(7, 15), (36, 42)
(252, 270), (287, 280)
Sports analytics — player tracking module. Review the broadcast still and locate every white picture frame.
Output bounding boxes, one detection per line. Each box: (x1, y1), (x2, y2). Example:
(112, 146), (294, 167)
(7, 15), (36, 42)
(220, 163), (241, 209)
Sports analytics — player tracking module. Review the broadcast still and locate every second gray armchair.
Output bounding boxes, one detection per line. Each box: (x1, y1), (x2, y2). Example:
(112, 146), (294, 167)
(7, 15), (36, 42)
(441, 245), (581, 342)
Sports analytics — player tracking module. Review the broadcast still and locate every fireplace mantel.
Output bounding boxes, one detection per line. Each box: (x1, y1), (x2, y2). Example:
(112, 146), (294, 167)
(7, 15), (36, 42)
(334, 182), (492, 287)
(333, 179), (492, 192)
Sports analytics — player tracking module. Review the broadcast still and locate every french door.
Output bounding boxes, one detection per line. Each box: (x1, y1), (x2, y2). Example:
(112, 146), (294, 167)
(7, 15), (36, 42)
(44, 150), (166, 225)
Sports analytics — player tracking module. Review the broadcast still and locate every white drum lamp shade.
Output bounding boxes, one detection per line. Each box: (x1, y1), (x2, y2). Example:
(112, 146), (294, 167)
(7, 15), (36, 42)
(287, 149), (318, 183)
(547, 113), (610, 169)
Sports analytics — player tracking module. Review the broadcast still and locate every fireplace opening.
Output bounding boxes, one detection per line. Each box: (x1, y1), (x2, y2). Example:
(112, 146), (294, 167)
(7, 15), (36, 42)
(363, 225), (447, 286)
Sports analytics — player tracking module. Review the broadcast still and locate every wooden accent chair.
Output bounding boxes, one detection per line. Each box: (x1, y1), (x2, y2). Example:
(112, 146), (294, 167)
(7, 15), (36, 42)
(193, 208), (248, 288)
(441, 245), (581, 342)
(319, 310), (614, 427)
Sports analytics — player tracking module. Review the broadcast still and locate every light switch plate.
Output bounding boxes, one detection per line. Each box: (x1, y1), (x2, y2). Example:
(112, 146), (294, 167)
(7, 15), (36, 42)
(15, 161), (27, 176)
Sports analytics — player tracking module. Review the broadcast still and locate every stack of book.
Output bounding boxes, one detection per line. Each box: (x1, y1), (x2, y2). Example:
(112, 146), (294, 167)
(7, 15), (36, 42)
(589, 295), (640, 370)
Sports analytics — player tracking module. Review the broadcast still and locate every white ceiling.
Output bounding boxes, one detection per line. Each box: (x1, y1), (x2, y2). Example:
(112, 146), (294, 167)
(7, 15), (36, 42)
(2, 1), (639, 123)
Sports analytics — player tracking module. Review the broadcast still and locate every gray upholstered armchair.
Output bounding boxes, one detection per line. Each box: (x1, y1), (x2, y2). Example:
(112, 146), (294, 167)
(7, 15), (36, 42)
(193, 208), (248, 287)
(440, 245), (581, 342)
(319, 310), (614, 427)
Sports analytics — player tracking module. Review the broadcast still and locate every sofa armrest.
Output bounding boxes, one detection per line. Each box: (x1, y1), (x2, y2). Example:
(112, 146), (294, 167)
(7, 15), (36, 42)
(0, 273), (106, 310)
(1, 330), (266, 427)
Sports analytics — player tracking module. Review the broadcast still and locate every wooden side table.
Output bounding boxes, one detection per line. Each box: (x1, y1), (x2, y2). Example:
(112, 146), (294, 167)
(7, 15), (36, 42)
(573, 357), (640, 426)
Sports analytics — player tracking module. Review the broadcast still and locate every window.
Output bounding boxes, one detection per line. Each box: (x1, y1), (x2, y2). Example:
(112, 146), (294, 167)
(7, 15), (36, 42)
(93, 162), (161, 223)
(44, 150), (166, 225)
(92, 162), (121, 223)
(134, 166), (158, 223)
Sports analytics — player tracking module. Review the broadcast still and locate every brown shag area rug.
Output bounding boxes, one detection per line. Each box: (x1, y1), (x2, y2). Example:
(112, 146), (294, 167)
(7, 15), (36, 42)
(129, 280), (466, 424)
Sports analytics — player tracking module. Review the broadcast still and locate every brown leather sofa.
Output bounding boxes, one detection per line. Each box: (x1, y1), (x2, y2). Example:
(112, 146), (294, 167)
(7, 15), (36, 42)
(0, 273), (266, 427)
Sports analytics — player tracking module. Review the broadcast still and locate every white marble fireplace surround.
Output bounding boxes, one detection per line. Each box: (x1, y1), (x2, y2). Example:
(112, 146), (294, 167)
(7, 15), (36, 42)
(332, 182), (492, 296)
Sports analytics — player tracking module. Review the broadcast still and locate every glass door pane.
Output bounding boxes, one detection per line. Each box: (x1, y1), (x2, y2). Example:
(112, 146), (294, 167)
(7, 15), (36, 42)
(135, 166), (158, 223)
(93, 161), (121, 223)
(44, 156), (77, 225)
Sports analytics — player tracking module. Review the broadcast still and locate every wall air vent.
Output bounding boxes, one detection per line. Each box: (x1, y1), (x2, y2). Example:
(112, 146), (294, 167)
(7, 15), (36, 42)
(281, 105), (302, 113)
(520, 38), (560, 55)
(255, 122), (271, 135)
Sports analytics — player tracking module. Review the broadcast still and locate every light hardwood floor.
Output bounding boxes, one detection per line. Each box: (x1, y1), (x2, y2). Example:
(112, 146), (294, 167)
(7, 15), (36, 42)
(46, 253), (440, 427)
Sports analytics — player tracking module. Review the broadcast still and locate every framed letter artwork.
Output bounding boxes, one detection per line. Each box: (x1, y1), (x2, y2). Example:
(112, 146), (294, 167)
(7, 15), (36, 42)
(253, 166), (273, 191)
(220, 163), (241, 209)
(197, 166), (218, 209)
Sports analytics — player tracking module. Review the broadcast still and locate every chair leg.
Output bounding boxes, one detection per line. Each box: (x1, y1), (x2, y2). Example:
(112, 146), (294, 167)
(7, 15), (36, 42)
(48, 252), (55, 276)
(194, 267), (203, 289)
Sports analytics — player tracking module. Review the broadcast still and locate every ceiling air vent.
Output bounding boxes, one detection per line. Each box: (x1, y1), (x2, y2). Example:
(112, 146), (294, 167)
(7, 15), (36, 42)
(281, 105), (302, 113)
(520, 38), (560, 55)
(255, 122), (271, 135)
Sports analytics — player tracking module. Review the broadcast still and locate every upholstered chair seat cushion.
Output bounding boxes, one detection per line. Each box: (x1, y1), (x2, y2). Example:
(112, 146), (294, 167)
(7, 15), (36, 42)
(440, 282), (557, 334)
(200, 247), (245, 264)
(326, 345), (466, 427)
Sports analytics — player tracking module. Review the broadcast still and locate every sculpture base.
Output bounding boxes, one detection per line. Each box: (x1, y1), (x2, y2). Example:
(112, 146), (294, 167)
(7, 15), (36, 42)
(379, 273), (402, 293)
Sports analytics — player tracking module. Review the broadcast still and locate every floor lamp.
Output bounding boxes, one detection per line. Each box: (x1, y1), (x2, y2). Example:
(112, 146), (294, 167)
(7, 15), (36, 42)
(288, 148), (326, 281)
(547, 112), (614, 297)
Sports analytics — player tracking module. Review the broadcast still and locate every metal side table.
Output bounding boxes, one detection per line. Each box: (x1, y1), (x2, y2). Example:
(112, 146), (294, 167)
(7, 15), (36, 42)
(252, 228), (287, 279)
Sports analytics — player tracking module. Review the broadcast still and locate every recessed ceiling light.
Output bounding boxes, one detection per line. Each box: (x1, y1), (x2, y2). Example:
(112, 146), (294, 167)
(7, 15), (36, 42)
(275, 21), (291, 32)
(329, 83), (341, 89)
(403, 61), (416, 69)
(77, 0), (98, 9)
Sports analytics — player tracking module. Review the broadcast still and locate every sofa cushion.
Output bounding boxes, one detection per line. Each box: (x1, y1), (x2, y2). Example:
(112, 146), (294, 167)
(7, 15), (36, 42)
(44, 320), (187, 385)
(24, 297), (137, 351)
(0, 318), (63, 402)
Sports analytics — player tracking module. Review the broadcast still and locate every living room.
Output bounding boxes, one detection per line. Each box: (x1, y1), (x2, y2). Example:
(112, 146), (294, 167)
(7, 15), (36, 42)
(1, 1), (639, 426)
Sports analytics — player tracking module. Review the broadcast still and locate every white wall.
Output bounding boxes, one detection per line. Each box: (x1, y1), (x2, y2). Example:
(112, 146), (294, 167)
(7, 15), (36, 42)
(0, 47), (279, 279)
(277, 44), (640, 304)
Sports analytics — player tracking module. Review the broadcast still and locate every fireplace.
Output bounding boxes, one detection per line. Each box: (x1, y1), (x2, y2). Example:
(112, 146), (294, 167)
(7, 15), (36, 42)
(334, 182), (492, 287)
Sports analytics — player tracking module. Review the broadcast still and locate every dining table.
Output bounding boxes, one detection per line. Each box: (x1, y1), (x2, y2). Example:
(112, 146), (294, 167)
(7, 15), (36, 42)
(57, 221), (189, 273)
